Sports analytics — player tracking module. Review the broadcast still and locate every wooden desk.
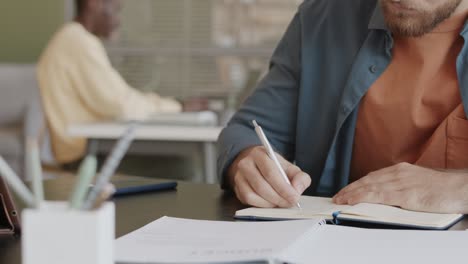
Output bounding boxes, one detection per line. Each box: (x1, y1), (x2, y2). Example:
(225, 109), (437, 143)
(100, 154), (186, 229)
(69, 123), (223, 183)
(1, 176), (466, 264)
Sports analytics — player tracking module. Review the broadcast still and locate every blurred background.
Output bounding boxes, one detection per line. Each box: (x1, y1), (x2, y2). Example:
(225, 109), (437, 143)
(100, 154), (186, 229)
(0, 0), (301, 183)
(108, 0), (301, 113)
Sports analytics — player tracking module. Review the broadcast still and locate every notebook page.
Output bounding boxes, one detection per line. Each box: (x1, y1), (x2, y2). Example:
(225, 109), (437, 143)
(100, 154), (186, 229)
(235, 196), (352, 220)
(340, 203), (462, 228)
(278, 225), (468, 264)
(115, 216), (323, 263)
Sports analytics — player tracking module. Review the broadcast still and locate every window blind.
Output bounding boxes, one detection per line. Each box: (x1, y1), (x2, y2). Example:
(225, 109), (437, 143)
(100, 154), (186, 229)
(106, 0), (301, 100)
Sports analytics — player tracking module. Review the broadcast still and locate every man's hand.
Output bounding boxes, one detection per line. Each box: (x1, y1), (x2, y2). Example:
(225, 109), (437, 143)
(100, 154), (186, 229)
(228, 146), (311, 208)
(333, 163), (468, 214)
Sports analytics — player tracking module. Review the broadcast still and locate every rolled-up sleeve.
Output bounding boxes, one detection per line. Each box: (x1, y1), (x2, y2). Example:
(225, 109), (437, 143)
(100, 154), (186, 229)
(217, 11), (303, 189)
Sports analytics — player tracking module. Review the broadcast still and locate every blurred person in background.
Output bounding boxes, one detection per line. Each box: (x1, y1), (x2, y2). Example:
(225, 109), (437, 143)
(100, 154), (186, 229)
(37, 0), (182, 166)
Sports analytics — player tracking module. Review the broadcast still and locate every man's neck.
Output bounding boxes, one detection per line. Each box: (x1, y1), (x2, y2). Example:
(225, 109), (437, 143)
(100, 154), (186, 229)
(392, 11), (467, 65)
(432, 11), (468, 33)
(75, 15), (99, 38)
(454, 0), (468, 17)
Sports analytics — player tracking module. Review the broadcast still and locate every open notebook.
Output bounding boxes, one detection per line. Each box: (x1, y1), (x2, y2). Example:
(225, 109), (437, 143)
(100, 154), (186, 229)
(115, 216), (468, 264)
(235, 196), (464, 230)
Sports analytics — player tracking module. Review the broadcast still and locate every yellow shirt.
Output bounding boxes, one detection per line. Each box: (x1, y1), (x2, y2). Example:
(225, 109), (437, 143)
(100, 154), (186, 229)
(38, 22), (182, 164)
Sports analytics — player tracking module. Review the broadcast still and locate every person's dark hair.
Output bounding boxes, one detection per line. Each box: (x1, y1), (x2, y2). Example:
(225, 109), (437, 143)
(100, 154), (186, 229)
(75, 0), (86, 16)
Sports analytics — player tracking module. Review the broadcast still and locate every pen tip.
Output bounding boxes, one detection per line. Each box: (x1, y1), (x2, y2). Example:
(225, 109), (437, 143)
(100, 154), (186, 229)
(252, 120), (258, 127)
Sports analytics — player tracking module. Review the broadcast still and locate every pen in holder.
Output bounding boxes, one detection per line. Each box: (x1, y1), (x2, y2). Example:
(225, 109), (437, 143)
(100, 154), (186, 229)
(22, 201), (115, 264)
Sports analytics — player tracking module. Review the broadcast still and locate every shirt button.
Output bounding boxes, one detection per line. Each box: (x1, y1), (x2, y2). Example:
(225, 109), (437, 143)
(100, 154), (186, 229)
(369, 65), (378, 73)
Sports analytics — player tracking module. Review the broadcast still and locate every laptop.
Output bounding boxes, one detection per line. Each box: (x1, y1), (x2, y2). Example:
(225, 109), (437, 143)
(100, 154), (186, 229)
(0, 177), (20, 235)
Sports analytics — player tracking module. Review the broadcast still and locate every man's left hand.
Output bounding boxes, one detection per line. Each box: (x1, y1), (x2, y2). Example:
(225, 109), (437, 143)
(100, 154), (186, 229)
(333, 163), (468, 214)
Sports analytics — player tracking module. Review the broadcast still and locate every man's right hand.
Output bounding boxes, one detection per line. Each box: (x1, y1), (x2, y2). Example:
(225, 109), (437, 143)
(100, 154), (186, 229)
(227, 146), (311, 208)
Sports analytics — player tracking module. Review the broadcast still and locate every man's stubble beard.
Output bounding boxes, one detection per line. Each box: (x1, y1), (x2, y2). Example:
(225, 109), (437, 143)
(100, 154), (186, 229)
(381, 0), (462, 37)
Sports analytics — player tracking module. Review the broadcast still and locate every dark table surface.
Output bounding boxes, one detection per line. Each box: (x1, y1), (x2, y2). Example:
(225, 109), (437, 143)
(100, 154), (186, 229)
(1, 175), (467, 264)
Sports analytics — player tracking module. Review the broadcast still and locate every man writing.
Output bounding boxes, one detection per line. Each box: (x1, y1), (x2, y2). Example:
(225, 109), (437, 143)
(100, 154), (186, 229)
(38, 0), (182, 165)
(218, 0), (468, 214)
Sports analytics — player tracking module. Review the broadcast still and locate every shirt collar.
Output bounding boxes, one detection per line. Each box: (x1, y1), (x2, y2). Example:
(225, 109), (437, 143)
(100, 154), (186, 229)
(460, 20), (468, 38)
(368, 1), (388, 30)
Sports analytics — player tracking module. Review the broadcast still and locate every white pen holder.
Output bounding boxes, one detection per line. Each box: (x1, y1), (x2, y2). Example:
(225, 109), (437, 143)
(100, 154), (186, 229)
(21, 201), (115, 264)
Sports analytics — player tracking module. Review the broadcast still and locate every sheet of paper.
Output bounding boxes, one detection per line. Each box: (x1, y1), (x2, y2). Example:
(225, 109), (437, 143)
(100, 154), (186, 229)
(235, 197), (352, 220)
(115, 216), (323, 264)
(340, 203), (462, 228)
(279, 225), (468, 264)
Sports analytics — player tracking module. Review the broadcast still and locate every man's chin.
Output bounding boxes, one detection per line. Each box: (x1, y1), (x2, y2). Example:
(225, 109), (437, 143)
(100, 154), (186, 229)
(381, 0), (462, 37)
(385, 18), (428, 37)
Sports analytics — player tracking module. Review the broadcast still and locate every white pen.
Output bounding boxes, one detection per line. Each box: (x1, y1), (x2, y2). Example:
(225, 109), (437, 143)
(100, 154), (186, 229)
(0, 156), (36, 208)
(82, 123), (138, 210)
(252, 120), (302, 209)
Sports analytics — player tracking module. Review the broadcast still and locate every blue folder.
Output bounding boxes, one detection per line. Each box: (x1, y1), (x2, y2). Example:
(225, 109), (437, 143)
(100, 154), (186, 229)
(111, 180), (178, 197)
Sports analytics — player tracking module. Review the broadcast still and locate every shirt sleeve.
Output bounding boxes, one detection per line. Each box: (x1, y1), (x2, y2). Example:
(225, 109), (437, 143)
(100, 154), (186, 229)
(70, 41), (182, 121)
(217, 11), (302, 189)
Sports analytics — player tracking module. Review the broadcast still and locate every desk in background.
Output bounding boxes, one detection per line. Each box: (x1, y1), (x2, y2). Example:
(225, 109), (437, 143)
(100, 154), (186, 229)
(69, 123), (223, 183)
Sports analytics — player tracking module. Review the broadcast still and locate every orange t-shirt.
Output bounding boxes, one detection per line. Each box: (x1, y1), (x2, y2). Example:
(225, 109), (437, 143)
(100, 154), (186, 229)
(351, 14), (468, 182)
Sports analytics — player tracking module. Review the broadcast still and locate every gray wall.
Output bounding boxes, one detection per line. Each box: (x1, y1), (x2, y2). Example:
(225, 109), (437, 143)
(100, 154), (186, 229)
(0, 0), (65, 62)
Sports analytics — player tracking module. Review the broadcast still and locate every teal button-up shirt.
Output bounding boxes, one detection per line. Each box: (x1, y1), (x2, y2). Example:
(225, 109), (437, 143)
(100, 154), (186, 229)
(217, 0), (468, 196)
